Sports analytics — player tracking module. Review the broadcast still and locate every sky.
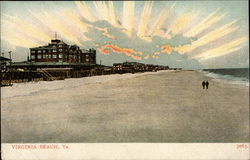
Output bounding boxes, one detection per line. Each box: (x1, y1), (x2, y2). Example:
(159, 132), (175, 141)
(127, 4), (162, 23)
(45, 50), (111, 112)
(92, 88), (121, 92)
(0, 1), (249, 69)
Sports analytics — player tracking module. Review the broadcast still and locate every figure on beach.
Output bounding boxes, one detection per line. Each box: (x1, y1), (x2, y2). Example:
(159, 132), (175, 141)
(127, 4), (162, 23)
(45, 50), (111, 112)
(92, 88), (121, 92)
(205, 81), (209, 89)
(202, 81), (206, 89)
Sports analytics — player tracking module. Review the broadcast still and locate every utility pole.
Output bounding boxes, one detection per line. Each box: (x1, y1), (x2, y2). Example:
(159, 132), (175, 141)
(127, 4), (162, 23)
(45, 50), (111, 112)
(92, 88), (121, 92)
(8, 51), (12, 86)
(0, 52), (3, 87)
(2, 52), (5, 72)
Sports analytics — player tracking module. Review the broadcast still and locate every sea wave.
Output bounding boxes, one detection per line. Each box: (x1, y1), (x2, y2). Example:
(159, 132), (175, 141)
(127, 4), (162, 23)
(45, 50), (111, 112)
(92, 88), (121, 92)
(200, 70), (249, 86)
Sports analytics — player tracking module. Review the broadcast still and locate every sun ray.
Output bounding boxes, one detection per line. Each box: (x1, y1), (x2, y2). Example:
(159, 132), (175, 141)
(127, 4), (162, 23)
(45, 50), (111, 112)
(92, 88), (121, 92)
(93, 1), (109, 22)
(184, 8), (226, 37)
(108, 1), (119, 27)
(166, 11), (199, 35)
(2, 31), (42, 48)
(174, 20), (239, 54)
(64, 10), (91, 31)
(137, 1), (154, 38)
(42, 12), (82, 45)
(149, 4), (175, 36)
(122, 1), (135, 36)
(75, 1), (96, 22)
(61, 10), (90, 32)
(61, 9), (92, 41)
(2, 14), (52, 43)
(191, 37), (248, 60)
(28, 10), (82, 46)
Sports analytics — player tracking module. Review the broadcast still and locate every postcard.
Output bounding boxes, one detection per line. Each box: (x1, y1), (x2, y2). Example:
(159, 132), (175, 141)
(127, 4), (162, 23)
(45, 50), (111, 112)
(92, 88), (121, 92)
(1, 1), (249, 159)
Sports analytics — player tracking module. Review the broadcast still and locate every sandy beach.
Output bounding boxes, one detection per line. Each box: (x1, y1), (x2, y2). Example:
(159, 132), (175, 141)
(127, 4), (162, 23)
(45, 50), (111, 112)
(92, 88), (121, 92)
(1, 70), (249, 142)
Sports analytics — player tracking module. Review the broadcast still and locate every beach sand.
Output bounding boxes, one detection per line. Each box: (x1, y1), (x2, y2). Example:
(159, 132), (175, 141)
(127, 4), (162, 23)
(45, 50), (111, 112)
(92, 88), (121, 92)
(1, 70), (249, 142)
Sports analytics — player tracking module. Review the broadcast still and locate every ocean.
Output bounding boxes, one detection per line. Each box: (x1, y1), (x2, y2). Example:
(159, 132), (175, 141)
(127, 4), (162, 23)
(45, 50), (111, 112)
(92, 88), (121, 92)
(202, 68), (249, 86)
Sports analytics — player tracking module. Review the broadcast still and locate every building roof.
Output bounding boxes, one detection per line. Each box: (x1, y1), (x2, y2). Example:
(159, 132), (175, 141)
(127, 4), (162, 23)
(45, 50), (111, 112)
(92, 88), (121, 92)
(30, 46), (54, 50)
(58, 41), (67, 45)
(0, 56), (11, 61)
(11, 61), (96, 66)
(29, 39), (97, 54)
(30, 39), (69, 50)
(51, 39), (61, 43)
(123, 62), (144, 65)
(113, 63), (122, 65)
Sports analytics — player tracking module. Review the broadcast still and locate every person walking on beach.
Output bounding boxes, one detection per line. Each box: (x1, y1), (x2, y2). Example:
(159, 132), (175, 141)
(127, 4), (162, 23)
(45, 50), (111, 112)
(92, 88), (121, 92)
(202, 81), (205, 89)
(205, 81), (209, 89)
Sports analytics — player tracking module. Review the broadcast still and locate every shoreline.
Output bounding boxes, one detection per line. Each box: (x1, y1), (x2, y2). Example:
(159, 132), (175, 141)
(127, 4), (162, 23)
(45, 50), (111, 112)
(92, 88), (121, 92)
(1, 69), (248, 99)
(200, 70), (249, 87)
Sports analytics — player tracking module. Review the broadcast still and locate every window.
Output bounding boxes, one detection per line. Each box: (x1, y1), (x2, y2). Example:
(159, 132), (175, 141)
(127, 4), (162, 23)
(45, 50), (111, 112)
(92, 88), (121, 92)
(86, 58), (89, 62)
(59, 45), (63, 47)
(31, 50), (35, 53)
(31, 55), (35, 59)
(43, 50), (46, 53)
(59, 49), (63, 52)
(58, 59), (63, 62)
(59, 54), (63, 58)
(52, 49), (56, 53)
(38, 50), (42, 53)
(37, 55), (42, 59)
(53, 54), (57, 58)
(45, 54), (51, 58)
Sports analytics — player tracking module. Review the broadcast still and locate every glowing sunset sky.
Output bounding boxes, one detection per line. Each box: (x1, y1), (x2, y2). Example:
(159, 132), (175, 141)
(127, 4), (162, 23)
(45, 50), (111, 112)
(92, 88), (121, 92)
(0, 1), (248, 69)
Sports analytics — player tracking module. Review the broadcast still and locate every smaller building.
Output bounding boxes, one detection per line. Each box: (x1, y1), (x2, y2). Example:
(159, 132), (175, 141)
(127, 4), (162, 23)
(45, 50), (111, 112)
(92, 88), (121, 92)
(0, 56), (11, 72)
(113, 62), (146, 73)
(81, 49), (96, 64)
(113, 63), (123, 71)
(113, 61), (170, 73)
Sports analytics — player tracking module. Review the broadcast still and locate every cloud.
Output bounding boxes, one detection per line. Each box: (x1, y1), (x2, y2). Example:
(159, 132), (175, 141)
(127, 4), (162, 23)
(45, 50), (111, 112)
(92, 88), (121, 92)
(200, 47), (249, 69)
(83, 20), (203, 69)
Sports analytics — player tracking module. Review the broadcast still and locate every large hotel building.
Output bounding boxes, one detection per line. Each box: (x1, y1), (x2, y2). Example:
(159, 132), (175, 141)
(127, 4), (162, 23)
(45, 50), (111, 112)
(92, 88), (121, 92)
(30, 39), (96, 64)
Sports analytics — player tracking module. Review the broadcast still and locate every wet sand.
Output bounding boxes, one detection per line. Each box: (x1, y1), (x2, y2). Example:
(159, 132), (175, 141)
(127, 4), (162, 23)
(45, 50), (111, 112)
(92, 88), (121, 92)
(1, 70), (249, 142)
